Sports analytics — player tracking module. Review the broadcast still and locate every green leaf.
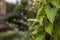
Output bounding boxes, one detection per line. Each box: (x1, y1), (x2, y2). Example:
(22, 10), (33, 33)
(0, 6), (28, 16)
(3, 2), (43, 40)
(32, 29), (37, 34)
(39, 16), (45, 26)
(35, 35), (44, 40)
(29, 3), (44, 30)
(45, 5), (57, 24)
(45, 23), (53, 35)
(36, 3), (44, 19)
(50, 0), (59, 8)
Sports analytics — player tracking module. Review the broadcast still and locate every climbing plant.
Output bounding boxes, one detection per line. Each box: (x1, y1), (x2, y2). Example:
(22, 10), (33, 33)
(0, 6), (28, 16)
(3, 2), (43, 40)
(30, 0), (60, 40)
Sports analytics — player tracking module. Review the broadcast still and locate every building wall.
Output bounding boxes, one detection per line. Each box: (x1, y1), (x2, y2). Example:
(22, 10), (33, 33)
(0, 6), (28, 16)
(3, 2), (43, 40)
(0, 0), (6, 15)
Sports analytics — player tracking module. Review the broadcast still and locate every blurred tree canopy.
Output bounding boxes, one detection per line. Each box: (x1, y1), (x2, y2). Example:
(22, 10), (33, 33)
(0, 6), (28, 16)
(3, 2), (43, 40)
(0, 0), (36, 40)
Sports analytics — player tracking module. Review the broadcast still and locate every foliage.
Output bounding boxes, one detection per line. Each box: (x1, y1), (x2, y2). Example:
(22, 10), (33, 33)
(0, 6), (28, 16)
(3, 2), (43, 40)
(4, 0), (32, 40)
(5, 0), (60, 40)
(6, 2), (15, 13)
(30, 0), (60, 40)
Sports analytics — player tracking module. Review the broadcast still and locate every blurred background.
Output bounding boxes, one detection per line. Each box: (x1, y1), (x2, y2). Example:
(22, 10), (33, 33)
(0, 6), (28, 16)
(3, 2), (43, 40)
(0, 0), (60, 40)
(0, 0), (38, 40)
